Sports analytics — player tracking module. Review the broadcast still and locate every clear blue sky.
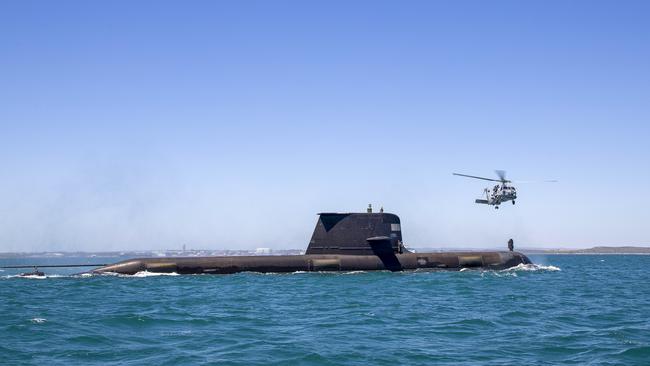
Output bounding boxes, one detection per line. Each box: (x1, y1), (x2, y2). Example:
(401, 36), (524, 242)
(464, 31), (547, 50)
(1, 0), (648, 252)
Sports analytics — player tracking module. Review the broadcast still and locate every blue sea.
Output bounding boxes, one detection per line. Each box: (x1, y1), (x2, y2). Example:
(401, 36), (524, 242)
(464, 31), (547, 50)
(1, 255), (649, 365)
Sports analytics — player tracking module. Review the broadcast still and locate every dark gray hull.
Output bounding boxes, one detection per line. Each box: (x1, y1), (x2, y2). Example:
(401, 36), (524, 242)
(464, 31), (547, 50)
(93, 251), (531, 275)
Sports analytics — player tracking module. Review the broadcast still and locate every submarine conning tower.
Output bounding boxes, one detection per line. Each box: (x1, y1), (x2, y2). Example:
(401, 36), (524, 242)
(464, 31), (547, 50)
(305, 211), (406, 255)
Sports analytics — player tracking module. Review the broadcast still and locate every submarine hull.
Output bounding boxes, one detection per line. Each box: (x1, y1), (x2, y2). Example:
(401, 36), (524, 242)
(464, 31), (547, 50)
(93, 251), (531, 275)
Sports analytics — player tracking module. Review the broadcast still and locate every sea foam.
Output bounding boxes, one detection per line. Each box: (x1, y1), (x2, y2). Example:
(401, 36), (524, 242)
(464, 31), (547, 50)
(4, 274), (66, 280)
(502, 263), (561, 272)
(128, 271), (180, 277)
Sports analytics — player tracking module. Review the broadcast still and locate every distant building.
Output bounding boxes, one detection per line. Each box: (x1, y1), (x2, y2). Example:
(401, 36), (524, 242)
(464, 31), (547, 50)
(255, 248), (272, 255)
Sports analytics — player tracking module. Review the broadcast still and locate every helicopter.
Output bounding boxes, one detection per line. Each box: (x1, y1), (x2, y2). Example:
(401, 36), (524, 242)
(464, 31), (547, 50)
(453, 170), (556, 209)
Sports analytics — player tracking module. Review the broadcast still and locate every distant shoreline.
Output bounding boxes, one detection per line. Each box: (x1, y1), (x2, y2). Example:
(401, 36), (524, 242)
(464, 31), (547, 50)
(409, 246), (650, 255)
(523, 252), (650, 255)
(1, 246), (649, 258)
(521, 246), (650, 255)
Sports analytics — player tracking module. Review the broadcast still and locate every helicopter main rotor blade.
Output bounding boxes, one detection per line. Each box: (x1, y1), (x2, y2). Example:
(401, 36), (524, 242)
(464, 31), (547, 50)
(494, 170), (511, 183)
(453, 173), (502, 182)
(512, 180), (558, 183)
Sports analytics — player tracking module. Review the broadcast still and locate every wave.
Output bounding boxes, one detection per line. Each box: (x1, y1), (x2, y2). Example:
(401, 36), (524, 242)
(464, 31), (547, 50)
(502, 263), (561, 272)
(3, 274), (67, 280)
(128, 271), (180, 277)
(341, 270), (367, 275)
(288, 270), (364, 276)
(475, 263), (560, 278)
(30, 318), (47, 324)
(481, 270), (518, 278)
(89, 270), (180, 277)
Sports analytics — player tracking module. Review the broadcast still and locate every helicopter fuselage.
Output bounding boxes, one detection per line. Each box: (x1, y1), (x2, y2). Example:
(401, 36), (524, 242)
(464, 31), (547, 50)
(475, 184), (517, 208)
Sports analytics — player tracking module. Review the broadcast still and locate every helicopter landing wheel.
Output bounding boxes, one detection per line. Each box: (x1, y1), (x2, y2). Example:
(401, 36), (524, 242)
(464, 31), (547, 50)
(512, 200), (515, 205)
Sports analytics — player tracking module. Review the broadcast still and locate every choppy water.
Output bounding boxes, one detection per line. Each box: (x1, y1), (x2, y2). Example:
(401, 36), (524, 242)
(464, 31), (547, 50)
(1, 255), (649, 365)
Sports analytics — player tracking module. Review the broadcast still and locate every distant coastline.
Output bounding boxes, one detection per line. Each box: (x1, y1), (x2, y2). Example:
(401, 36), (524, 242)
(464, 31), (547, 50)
(0, 249), (305, 259)
(2, 246), (650, 258)
(521, 246), (650, 255)
(411, 246), (650, 255)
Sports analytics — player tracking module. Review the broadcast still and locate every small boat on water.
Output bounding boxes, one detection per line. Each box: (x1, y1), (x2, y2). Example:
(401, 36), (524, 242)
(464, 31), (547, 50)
(19, 267), (45, 277)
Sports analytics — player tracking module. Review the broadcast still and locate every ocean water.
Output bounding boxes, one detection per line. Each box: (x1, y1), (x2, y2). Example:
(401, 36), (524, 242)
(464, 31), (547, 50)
(1, 255), (649, 365)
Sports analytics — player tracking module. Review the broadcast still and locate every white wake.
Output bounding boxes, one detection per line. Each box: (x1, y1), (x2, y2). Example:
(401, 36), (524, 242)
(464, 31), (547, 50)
(128, 270), (180, 277)
(502, 263), (561, 272)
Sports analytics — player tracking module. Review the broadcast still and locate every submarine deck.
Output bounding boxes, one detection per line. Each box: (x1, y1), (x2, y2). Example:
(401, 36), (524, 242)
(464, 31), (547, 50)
(93, 251), (531, 275)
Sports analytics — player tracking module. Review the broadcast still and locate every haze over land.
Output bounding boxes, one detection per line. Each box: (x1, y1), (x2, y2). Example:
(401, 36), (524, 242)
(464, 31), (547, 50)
(1, 1), (649, 252)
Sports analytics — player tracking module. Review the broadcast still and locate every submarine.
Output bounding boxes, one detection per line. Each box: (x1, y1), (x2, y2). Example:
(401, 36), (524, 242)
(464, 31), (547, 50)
(92, 208), (531, 275)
